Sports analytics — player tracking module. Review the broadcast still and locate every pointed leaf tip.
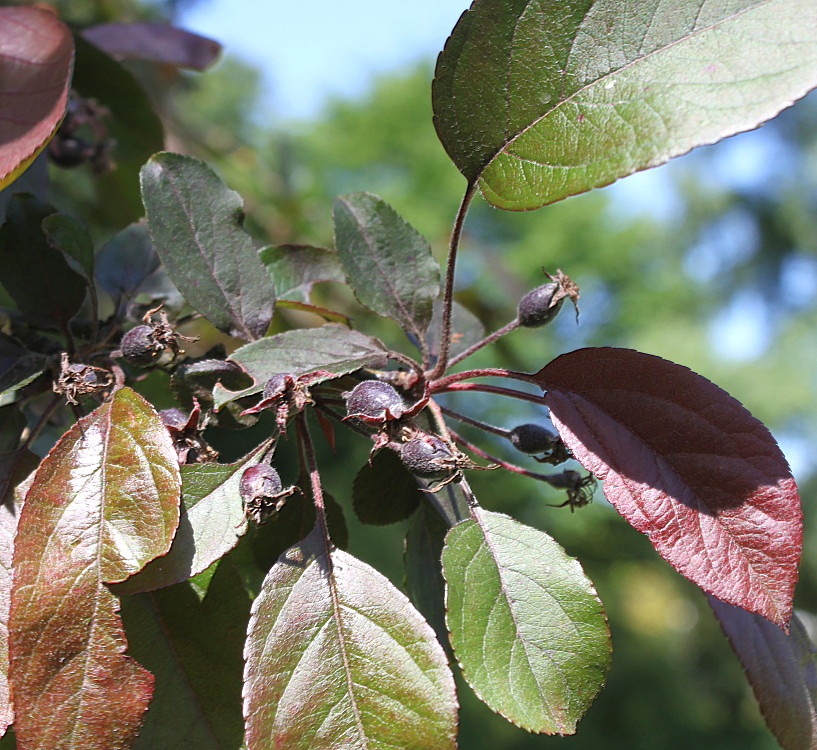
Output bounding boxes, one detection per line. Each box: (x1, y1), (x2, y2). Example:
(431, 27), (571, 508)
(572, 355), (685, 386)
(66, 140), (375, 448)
(537, 347), (801, 627)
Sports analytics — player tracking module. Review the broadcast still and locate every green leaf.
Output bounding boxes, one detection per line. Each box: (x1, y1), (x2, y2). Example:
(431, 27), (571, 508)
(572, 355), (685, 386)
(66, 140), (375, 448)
(42, 213), (95, 281)
(0, 7), (73, 189)
(243, 526), (458, 749)
(212, 324), (388, 409)
(404, 502), (451, 654)
(442, 508), (610, 734)
(140, 152), (276, 340)
(0, 488), (20, 736)
(72, 34), (164, 226)
(121, 558), (249, 750)
(95, 222), (161, 298)
(353, 448), (423, 525)
(0, 335), (46, 400)
(8, 388), (181, 749)
(433, 0), (817, 210)
(0, 195), (87, 332)
(117, 443), (270, 594)
(259, 243), (345, 303)
(333, 192), (440, 340)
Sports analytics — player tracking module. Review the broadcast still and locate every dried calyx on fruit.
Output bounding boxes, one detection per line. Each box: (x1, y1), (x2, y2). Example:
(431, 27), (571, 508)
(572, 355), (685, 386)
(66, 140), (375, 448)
(158, 400), (217, 464)
(517, 269), (580, 327)
(242, 370), (329, 429)
(239, 464), (298, 525)
(344, 380), (407, 424)
(396, 431), (492, 491)
(52, 352), (113, 405)
(119, 306), (197, 368)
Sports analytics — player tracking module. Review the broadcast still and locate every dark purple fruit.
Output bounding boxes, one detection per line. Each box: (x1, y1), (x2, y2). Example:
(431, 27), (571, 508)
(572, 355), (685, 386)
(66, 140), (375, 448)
(517, 283), (564, 328)
(158, 408), (189, 431)
(509, 423), (559, 455)
(240, 464), (284, 503)
(345, 380), (405, 422)
(263, 373), (294, 400)
(398, 435), (455, 479)
(121, 325), (162, 367)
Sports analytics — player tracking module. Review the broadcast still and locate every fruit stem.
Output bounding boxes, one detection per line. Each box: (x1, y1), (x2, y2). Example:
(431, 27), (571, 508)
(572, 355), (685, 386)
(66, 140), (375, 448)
(438, 404), (510, 439)
(445, 317), (520, 369)
(296, 413), (329, 536)
(432, 367), (538, 391)
(434, 381), (547, 407)
(429, 181), (478, 380)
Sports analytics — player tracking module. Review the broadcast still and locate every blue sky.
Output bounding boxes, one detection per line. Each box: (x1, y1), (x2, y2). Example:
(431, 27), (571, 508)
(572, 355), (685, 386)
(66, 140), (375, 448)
(180, 0), (469, 119)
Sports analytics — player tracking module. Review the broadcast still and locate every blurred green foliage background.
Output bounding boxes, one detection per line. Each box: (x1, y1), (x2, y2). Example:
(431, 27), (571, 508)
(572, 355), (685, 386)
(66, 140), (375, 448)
(9, 0), (817, 746)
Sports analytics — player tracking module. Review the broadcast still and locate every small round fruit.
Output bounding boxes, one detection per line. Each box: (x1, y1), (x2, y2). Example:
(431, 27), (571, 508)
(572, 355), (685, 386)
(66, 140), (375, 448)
(240, 464), (283, 503)
(262, 373), (294, 400)
(158, 408), (189, 431)
(509, 423), (559, 454)
(121, 325), (162, 367)
(398, 435), (455, 479)
(345, 381), (405, 422)
(517, 283), (564, 328)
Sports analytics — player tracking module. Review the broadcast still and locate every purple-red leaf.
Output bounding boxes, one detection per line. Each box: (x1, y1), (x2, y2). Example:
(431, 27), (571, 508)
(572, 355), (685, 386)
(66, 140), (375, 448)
(0, 7), (73, 188)
(536, 347), (800, 628)
(710, 598), (817, 750)
(82, 23), (221, 71)
(8, 388), (181, 750)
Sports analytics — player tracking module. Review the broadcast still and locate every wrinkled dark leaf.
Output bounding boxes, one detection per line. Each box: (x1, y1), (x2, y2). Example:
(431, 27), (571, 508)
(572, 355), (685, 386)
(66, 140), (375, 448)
(0, 7), (73, 188)
(711, 598), (817, 750)
(213, 324), (387, 409)
(443, 508), (611, 734)
(8, 388), (180, 749)
(259, 243), (345, 303)
(0, 194), (87, 332)
(537, 347), (801, 627)
(244, 526), (458, 749)
(141, 153), (276, 341)
(353, 448), (423, 525)
(82, 22), (221, 71)
(433, 0), (817, 210)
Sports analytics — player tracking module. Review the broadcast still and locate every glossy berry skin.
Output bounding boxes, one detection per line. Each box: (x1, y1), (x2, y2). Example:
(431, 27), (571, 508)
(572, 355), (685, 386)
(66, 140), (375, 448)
(398, 435), (455, 479)
(121, 325), (162, 367)
(240, 465), (284, 503)
(509, 423), (559, 455)
(345, 381), (405, 423)
(517, 283), (564, 328)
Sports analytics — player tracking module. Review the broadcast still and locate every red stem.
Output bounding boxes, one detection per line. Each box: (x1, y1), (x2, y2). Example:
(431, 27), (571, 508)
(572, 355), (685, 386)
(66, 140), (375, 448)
(434, 381), (547, 407)
(296, 414), (329, 538)
(445, 318), (520, 369)
(431, 367), (537, 392)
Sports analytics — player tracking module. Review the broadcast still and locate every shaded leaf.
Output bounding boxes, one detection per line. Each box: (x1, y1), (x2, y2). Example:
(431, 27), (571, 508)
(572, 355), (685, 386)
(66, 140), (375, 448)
(442, 508), (610, 734)
(42, 213), (94, 280)
(259, 244), (345, 303)
(333, 193), (440, 341)
(537, 347), (801, 627)
(353, 448), (423, 525)
(0, 195), (87, 332)
(141, 153), (276, 340)
(117, 443), (270, 594)
(433, 0), (817, 210)
(170, 358), (252, 411)
(274, 299), (351, 326)
(710, 598), (817, 750)
(0, 405), (39, 507)
(95, 221), (169, 301)
(213, 324), (387, 409)
(121, 558), (249, 750)
(243, 526), (458, 749)
(0, 7), (73, 189)
(72, 35), (164, 226)
(426, 299), (484, 362)
(8, 387), (181, 750)
(0, 335), (46, 400)
(404, 502), (451, 654)
(82, 22), (221, 71)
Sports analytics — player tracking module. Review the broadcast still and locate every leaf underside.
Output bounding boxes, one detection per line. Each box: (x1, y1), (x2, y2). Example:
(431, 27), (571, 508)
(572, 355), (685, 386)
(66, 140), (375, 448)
(442, 508), (611, 734)
(433, 0), (817, 210)
(537, 347), (801, 627)
(243, 526), (458, 749)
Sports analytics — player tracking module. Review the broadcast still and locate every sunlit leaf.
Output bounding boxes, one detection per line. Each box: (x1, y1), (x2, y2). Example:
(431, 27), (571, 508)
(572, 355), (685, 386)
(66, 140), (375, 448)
(0, 492), (20, 736)
(442, 508), (611, 734)
(82, 22), (221, 71)
(537, 346), (801, 627)
(333, 193), (440, 341)
(8, 388), (180, 750)
(118, 443), (270, 594)
(353, 448), (423, 525)
(0, 7), (73, 189)
(259, 244), (345, 303)
(0, 195), (87, 333)
(243, 526), (458, 749)
(433, 0), (817, 210)
(710, 598), (817, 750)
(213, 324), (388, 409)
(122, 558), (249, 750)
(141, 152), (276, 340)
